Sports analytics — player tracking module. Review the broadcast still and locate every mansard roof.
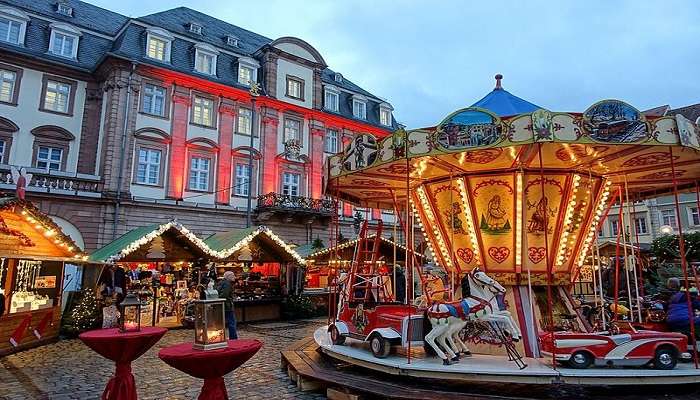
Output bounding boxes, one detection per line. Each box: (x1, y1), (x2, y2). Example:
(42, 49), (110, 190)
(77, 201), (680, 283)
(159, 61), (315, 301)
(2, 0), (128, 35)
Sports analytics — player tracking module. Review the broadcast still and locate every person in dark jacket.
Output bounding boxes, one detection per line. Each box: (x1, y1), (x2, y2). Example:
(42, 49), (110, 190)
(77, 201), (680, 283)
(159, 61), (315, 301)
(666, 288), (700, 336)
(216, 271), (238, 339)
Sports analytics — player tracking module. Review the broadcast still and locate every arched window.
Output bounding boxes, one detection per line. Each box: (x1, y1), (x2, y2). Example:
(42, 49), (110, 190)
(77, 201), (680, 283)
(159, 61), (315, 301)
(31, 125), (75, 171)
(0, 117), (18, 164)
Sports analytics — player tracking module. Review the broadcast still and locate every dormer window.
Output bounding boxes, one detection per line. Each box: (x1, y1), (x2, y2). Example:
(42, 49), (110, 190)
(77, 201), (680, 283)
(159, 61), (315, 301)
(194, 43), (219, 76)
(352, 95), (367, 120)
(56, 2), (73, 17)
(237, 57), (259, 86)
(0, 6), (30, 45)
(379, 103), (393, 126)
(48, 23), (81, 59)
(145, 27), (173, 62)
(188, 23), (202, 35)
(334, 72), (343, 83)
(324, 85), (339, 112)
(226, 35), (239, 47)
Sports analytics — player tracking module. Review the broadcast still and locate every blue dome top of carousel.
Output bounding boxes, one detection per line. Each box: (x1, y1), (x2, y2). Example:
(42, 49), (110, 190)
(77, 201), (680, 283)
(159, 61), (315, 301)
(470, 74), (542, 117)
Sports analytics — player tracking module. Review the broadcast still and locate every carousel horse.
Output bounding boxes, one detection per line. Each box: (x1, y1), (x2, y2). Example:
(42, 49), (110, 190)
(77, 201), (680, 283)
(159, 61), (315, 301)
(425, 267), (521, 365)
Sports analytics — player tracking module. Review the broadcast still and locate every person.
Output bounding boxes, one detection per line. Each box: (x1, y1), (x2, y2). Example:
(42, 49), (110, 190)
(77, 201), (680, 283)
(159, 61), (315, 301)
(658, 277), (681, 308)
(666, 287), (700, 337)
(216, 271), (238, 339)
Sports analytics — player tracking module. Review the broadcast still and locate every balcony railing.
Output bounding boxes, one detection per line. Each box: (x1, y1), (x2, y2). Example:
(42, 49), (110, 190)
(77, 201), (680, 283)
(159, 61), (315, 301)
(0, 166), (102, 198)
(256, 192), (336, 216)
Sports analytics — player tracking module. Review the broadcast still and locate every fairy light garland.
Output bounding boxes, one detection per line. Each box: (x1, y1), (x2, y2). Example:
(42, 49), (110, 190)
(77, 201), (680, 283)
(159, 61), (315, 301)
(457, 178), (481, 265)
(416, 186), (453, 270)
(411, 198), (438, 267)
(16, 203), (87, 260)
(577, 179), (612, 268)
(515, 173), (523, 267)
(307, 234), (416, 259)
(555, 174), (582, 267)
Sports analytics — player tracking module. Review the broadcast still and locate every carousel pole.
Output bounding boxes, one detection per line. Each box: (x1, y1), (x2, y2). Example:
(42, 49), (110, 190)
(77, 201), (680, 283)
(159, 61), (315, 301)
(618, 187), (634, 322)
(692, 180), (700, 291)
(669, 146), (699, 368)
(537, 144), (555, 368)
(623, 174), (642, 322)
(613, 186), (623, 322)
(404, 137), (412, 365)
(449, 170), (455, 301)
(393, 202), (398, 302)
(631, 193), (645, 297)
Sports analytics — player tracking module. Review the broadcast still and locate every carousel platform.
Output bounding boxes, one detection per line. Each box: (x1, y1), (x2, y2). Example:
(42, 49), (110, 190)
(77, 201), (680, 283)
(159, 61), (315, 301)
(282, 326), (700, 398)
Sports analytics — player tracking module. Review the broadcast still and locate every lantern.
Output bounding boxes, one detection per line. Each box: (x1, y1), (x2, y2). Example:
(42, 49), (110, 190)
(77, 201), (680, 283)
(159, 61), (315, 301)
(119, 293), (142, 333)
(193, 281), (227, 350)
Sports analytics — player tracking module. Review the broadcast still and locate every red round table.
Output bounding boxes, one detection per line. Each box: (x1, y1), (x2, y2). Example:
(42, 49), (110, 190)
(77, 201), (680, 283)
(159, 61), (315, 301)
(79, 327), (167, 400)
(158, 339), (262, 400)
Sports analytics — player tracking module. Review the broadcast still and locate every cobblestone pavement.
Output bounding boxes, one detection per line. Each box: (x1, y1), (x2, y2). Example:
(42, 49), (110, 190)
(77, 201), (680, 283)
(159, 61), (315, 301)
(0, 319), (327, 400)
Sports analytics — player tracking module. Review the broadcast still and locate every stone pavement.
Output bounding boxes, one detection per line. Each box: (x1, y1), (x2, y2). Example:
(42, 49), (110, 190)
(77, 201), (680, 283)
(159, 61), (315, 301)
(0, 319), (328, 400)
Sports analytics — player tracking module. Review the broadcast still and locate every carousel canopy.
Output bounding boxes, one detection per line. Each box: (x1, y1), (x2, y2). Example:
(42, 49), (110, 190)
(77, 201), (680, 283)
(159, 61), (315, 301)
(0, 197), (85, 261)
(325, 78), (700, 284)
(470, 74), (542, 117)
(204, 226), (306, 265)
(88, 220), (217, 263)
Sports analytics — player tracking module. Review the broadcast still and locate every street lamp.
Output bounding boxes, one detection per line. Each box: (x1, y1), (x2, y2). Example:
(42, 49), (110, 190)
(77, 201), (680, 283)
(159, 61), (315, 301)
(246, 81), (261, 228)
(660, 224), (674, 235)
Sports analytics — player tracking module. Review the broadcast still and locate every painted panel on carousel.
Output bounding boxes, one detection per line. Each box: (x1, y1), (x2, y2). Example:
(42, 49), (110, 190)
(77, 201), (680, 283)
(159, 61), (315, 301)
(531, 109), (555, 142)
(551, 113), (581, 141)
(676, 114), (700, 149)
(652, 117), (679, 144)
(426, 181), (479, 272)
(379, 129), (408, 162)
(468, 175), (516, 271)
(583, 100), (649, 143)
(435, 108), (502, 151)
(522, 173), (566, 273)
(407, 129), (432, 155)
(328, 154), (342, 177)
(342, 134), (378, 171)
(507, 114), (533, 142)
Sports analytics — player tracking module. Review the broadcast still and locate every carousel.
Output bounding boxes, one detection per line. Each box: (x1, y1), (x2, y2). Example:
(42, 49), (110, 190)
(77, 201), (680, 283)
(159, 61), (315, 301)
(294, 76), (700, 391)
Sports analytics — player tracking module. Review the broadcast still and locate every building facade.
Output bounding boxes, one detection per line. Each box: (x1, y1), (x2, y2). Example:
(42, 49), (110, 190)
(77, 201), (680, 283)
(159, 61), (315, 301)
(0, 0), (397, 251)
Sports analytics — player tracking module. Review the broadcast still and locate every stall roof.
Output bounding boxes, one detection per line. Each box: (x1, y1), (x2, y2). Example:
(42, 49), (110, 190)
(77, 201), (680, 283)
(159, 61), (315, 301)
(299, 234), (425, 262)
(88, 220), (218, 263)
(0, 197), (85, 261)
(204, 226), (306, 265)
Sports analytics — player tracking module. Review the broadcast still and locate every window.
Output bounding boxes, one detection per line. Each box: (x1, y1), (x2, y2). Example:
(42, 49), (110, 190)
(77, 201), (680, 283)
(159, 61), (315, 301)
(136, 148), (161, 185)
(194, 44), (218, 76)
(36, 146), (62, 171)
(286, 76), (304, 100)
(189, 156), (210, 191)
(234, 163), (251, 196)
(50, 31), (77, 58)
(661, 209), (677, 228)
(634, 217), (648, 234)
(192, 96), (215, 127)
(238, 65), (253, 86)
(227, 35), (239, 47)
(282, 172), (300, 197)
(597, 227), (603, 237)
(324, 88), (339, 112)
(0, 69), (16, 103)
(691, 207), (700, 226)
(188, 23), (202, 35)
(334, 72), (343, 83)
(0, 139), (5, 163)
(43, 79), (71, 113)
(56, 3), (73, 16)
(380, 107), (392, 126)
(284, 119), (301, 143)
(0, 17), (21, 44)
(142, 84), (167, 117)
(237, 108), (252, 135)
(146, 32), (172, 62)
(353, 99), (367, 119)
(610, 219), (619, 236)
(325, 129), (338, 153)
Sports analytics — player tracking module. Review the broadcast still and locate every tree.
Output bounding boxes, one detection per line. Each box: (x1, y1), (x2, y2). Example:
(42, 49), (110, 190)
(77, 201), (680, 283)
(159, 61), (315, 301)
(312, 236), (324, 250)
(61, 287), (101, 336)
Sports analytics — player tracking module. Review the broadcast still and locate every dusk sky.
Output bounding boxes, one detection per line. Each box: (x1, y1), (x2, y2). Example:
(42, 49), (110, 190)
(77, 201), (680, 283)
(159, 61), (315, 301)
(90, 0), (700, 128)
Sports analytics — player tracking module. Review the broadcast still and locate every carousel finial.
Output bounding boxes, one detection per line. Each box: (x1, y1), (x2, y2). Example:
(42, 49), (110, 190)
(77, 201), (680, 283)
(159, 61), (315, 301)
(495, 74), (503, 90)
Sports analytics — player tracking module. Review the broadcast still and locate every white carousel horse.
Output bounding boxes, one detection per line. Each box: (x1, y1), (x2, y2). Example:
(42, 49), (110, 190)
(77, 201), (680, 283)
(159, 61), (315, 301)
(425, 267), (521, 365)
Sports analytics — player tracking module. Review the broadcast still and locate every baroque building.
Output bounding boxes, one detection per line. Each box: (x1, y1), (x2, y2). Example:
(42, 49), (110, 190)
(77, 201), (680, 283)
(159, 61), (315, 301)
(0, 0), (397, 250)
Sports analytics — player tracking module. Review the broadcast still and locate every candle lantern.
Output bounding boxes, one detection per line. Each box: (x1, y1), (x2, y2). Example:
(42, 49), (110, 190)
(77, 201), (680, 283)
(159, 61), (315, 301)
(193, 281), (227, 350)
(119, 293), (142, 333)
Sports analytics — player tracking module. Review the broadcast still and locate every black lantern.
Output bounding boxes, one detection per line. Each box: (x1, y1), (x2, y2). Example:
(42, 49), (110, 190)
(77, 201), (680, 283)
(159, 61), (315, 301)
(193, 282), (227, 350)
(119, 293), (142, 333)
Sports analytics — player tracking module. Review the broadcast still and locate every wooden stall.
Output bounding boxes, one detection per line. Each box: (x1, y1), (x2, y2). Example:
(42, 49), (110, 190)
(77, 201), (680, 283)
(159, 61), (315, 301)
(0, 197), (86, 356)
(204, 226), (306, 323)
(88, 220), (218, 328)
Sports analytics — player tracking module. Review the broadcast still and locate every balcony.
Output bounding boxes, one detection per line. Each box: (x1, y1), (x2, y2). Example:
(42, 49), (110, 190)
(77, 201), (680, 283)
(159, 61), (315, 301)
(256, 192), (336, 222)
(0, 166), (102, 198)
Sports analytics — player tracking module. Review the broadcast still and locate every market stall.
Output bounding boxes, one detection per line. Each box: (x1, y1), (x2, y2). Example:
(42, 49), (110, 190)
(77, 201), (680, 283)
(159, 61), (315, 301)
(204, 226), (306, 323)
(0, 197), (86, 356)
(88, 220), (219, 328)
